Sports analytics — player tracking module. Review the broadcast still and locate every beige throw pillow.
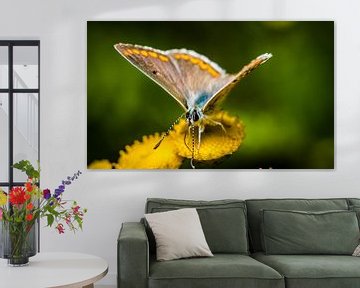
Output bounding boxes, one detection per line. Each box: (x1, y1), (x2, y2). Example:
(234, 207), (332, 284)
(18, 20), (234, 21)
(353, 244), (360, 256)
(145, 208), (213, 261)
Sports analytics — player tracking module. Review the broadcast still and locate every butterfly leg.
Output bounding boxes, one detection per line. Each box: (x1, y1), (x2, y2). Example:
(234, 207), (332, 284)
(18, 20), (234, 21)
(190, 125), (196, 169)
(184, 123), (199, 169)
(204, 115), (227, 133)
(197, 124), (205, 150)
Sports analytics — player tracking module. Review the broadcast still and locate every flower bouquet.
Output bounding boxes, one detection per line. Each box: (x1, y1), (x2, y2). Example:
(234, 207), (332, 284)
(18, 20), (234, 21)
(0, 160), (87, 266)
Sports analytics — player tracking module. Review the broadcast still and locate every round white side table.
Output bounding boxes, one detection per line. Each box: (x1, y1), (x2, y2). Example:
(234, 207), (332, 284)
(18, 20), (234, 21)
(0, 252), (108, 288)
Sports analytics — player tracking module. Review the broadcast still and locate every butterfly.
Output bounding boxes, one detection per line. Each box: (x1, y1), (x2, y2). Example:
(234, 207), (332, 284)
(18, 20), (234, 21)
(114, 42), (272, 168)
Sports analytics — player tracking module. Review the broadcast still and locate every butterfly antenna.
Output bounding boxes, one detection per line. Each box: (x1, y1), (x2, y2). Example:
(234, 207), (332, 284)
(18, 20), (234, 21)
(190, 125), (196, 169)
(154, 113), (185, 150)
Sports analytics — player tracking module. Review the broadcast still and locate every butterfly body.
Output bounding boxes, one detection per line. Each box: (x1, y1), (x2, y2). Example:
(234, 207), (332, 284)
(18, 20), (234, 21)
(114, 42), (272, 168)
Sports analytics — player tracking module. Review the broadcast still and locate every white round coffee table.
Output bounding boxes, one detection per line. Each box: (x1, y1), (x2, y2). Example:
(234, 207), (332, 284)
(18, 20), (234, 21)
(0, 252), (108, 288)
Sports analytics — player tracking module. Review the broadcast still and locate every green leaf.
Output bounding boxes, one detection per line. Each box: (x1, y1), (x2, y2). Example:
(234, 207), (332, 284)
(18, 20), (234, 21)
(12, 160), (40, 180)
(75, 216), (83, 230)
(47, 214), (54, 227)
(47, 207), (60, 217)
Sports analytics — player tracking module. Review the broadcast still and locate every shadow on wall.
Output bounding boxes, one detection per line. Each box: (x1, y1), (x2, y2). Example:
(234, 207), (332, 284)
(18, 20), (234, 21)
(65, 0), (279, 20)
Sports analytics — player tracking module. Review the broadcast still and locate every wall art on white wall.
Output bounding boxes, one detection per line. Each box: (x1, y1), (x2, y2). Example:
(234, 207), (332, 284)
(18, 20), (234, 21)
(87, 21), (334, 169)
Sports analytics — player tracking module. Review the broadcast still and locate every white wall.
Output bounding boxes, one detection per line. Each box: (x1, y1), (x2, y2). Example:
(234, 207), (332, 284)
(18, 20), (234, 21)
(1, 0), (360, 286)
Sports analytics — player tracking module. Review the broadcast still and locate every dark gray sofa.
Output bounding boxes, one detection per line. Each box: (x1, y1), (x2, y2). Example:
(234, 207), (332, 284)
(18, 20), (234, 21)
(118, 198), (360, 288)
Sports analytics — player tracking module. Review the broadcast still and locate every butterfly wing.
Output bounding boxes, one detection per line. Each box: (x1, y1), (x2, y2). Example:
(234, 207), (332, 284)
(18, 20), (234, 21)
(114, 43), (188, 111)
(115, 43), (272, 114)
(202, 53), (272, 113)
(166, 49), (234, 109)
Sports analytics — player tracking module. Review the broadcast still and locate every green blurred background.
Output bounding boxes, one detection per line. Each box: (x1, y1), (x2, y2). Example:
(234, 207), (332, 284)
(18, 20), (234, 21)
(87, 21), (334, 169)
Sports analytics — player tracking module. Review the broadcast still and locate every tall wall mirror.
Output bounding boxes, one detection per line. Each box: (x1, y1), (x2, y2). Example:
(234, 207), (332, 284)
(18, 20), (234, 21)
(0, 40), (40, 196)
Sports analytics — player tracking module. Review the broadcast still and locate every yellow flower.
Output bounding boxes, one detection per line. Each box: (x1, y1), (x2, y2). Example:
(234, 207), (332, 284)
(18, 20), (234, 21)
(170, 111), (245, 161)
(93, 111), (245, 169)
(88, 159), (113, 169)
(0, 189), (7, 206)
(115, 133), (183, 169)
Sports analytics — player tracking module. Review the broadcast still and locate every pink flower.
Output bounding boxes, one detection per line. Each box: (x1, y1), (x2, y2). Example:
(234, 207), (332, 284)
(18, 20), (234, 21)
(0, 208), (3, 220)
(72, 205), (80, 215)
(65, 214), (71, 225)
(56, 223), (65, 234)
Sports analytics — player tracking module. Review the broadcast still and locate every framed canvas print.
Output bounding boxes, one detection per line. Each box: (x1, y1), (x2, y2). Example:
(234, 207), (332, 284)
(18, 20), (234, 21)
(87, 21), (334, 169)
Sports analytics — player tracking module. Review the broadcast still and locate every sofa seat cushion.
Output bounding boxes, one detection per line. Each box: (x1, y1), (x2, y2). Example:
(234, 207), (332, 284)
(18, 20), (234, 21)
(252, 252), (360, 288)
(149, 254), (284, 288)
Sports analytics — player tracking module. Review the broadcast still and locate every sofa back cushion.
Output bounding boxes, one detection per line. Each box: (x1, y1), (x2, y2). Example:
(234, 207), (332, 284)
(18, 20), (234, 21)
(261, 209), (359, 255)
(348, 198), (360, 207)
(145, 198), (249, 254)
(347, 199), (360, 228)
(246, 198), (349, 252)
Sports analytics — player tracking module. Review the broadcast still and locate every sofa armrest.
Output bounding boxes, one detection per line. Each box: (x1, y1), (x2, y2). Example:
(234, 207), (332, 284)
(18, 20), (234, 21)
(118, 222), (149, 288)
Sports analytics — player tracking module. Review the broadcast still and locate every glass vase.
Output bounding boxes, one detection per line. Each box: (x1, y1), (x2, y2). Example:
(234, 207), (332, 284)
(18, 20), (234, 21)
(0, 220), (37, 266)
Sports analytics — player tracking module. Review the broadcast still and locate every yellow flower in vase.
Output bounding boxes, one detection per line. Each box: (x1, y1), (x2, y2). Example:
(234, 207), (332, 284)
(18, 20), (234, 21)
(0, 189), (7, 206)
